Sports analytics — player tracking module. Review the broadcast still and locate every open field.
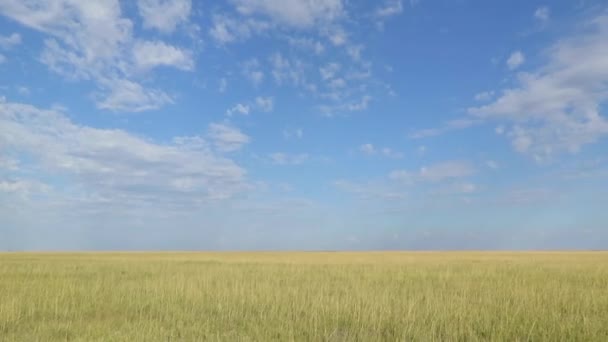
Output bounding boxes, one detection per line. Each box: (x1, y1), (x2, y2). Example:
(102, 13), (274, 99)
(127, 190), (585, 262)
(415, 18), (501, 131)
(1, 252), (607, 341)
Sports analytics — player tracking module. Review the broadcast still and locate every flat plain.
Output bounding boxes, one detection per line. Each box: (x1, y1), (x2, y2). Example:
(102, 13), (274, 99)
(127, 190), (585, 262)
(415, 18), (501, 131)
(1, 252), (607, 341)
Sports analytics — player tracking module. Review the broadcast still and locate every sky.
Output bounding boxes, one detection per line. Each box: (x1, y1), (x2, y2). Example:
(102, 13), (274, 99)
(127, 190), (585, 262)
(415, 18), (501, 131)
(0, 0), (607, 251)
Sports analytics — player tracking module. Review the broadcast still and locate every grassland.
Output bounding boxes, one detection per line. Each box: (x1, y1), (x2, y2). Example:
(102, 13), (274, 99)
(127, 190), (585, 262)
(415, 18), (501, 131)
(0, 252), (607, 341)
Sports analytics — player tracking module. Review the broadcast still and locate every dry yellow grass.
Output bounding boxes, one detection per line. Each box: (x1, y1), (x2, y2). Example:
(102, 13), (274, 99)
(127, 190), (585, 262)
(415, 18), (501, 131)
(1, 252), (607, 341)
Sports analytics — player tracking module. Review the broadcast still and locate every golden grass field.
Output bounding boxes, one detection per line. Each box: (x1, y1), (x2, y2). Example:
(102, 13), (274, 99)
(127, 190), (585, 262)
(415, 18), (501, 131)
(1, 252), (607, 341)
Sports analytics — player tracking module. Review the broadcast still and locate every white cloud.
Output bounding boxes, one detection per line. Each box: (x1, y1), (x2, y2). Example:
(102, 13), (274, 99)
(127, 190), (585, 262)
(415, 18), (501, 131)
(137, 0), (191, 33)
(345, 95), (372, 111)
(0, 54), (5, 64)
(231, 0), (344, 28)
(359, 143), (376, 155)
(416, 145), (427, 155)
(132, 40), (194, 71)
(534, 6), (550, 22)
(210, 14), (240, 43)
(242, 58), (265, 86)
(225, 103), (250, 116)
(268, 152), (309, 165)
(320, 94), (373, 116)
(270, 53), (307, 86)
(219, 78), (228, 92)
(248, 71), (265, 85)
(346, 44), (364, 62)
(433, 182), (477, 195)
(0, 32), (21, 49)
(207, 123), (251, 152)
(255, 96), (274, 112)
(0, 0), (190, 112)
(0, 155), (19, 170)
(375, 0), (403, 18)
(409, 118), (479, 139)
(225, 97), (273, 116)
(333, 179), (405, 200)
(507, 51), (525, 70)
(96, 79), (173, 112)
(328, 78), (346, 89)
(380, 147), (404, 159)
(474, 91), (495, 102)
(282, 128), (303, 140)
(0, 179), (50, 198)
(458, 182), (477, 193)
(286, 37), (324, 55)
(0, 99), (248, 203)
(0, 1), (132, 78)
(327, 28), (347, 46)
(390, 161), (475, 183)
(359, 143), (403, 158)
(320, 62), (341, 80)
(486, 160), (499, 169)
(17, 86), (29, 95)
(335, 160), (475, 201)
(470, 15), (608, 160)
(500, 188), (555, 205)
(209, 14), (271, 44)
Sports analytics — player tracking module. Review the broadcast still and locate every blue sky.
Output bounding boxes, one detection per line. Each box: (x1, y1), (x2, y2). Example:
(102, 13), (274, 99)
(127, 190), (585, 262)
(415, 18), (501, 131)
(1, 0), (607, 250)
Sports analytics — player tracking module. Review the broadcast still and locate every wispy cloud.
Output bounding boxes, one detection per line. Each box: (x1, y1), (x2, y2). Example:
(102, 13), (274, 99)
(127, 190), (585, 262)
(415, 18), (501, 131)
(506, 51), (525, 70)
(0, 99), (248, 204)
(390, 161), (475, 183)
(137, 0), (192, 33)
(359, 143), (403, 159)
(207, 122), (251, 152)
(0, 32), (20, 49)
(534, 6), (550, 23)
(268, 152), (309, 165)
(409, 118), (480, 139)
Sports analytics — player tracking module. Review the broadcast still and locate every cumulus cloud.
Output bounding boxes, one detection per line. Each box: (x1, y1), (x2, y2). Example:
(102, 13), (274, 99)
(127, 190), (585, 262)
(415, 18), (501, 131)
(470, 15), (608, 160)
